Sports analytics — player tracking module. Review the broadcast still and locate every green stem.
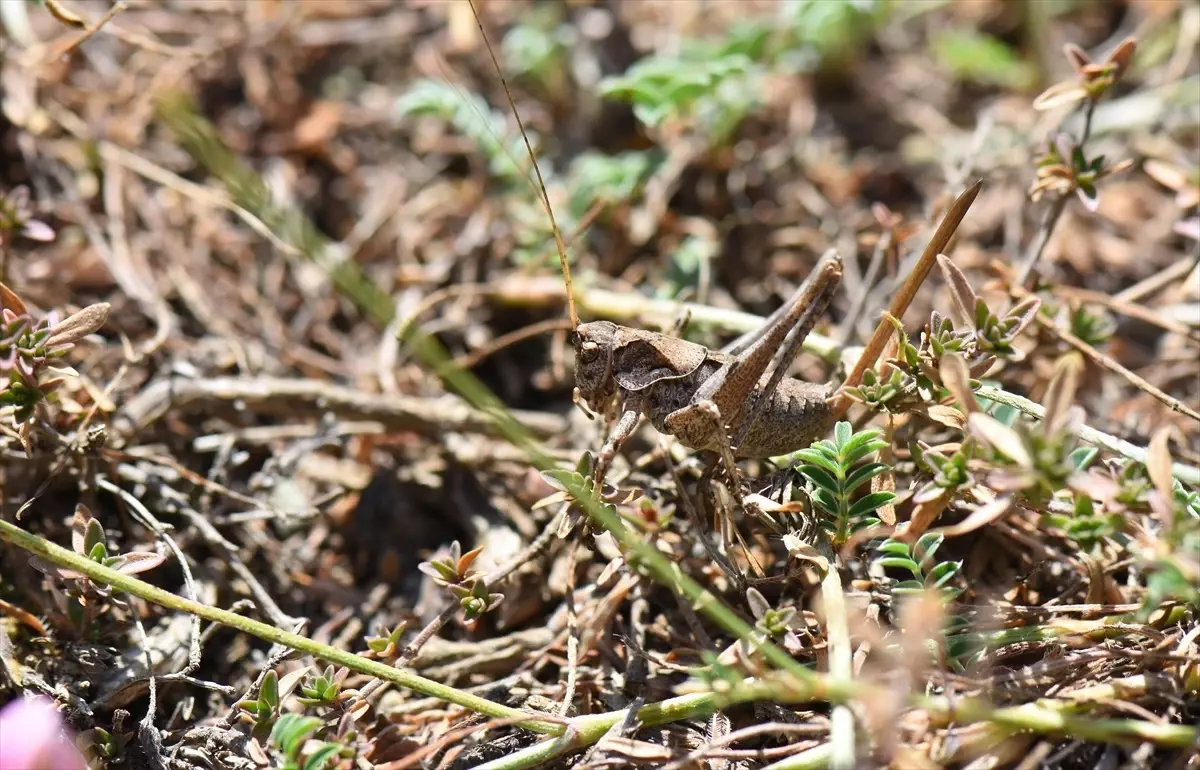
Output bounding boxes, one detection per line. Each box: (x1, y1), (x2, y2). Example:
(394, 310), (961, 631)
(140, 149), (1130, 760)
(921, 694), (1197, 747)
(976, 385), (1200, 485)
(0, 516), (563, 736)
(477, 682), (836, 770)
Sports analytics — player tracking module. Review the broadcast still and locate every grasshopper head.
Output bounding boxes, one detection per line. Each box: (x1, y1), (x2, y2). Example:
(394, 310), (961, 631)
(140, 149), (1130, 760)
(570, 321), (619, 413)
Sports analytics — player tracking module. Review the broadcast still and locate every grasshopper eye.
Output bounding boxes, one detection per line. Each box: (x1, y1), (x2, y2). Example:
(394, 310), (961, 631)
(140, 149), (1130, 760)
(579, 340), (600, 363)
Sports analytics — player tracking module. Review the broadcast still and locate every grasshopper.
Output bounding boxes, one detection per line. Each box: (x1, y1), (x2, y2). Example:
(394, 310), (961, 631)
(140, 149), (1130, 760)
(468, 8), (843, 493)
(569, 254), (842, 488)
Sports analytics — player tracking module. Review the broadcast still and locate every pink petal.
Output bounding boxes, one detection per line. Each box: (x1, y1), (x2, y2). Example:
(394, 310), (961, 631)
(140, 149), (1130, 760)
(18, 219), (56, 243)
(0, 696), (88, 770)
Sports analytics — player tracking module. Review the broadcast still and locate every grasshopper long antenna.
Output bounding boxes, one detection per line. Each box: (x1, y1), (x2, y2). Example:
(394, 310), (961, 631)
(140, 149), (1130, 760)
(467, 0), (580, 330)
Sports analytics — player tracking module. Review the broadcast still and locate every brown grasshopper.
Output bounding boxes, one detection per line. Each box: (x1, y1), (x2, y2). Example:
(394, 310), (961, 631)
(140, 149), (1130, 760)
(468, 8), (843, 492)
(569, 254), (842, 488)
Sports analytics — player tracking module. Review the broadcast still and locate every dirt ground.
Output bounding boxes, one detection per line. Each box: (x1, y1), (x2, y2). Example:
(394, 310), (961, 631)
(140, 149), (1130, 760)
(0, 1), (1198, 769)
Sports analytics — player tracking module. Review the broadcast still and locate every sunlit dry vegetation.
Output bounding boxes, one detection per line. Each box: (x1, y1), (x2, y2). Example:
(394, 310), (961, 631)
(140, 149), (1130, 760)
(0, 1), (1197, 769)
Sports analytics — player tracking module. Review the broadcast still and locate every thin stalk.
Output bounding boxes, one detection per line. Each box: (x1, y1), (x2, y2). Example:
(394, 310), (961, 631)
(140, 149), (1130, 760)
(0, 516), (564, 736)
(976, 385), (1200, 485)
(829, 181), (984, 422)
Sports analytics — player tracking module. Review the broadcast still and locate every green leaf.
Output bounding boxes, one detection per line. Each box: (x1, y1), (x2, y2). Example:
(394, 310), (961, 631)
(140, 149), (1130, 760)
(794, 449), (842, 478)
(541, 468), (585, 494)
(271, 713), (322, 756)
(427, 560), (461, 583)
(664, 78), (713, 106)
(1070, 446), (1098, 470)
(929, 560), (961, 588)
(233, 698), (255, 712)
(567, 151), (657, 219)
(633, 102), (672, 129)
(833, 420), (853, 447)
(261, 670), (279, 710)
(799, 464), (841, 495)
(854, 515), (882, 532)
(83, 517), (106, 557)
(876, 540), (910, 557)
(914, 532), (945, 561)
(256, 702), (278, 721)
(842, 438), (887, 466)
(844, 462), (889, 495)
(838, 428), (882, 457)
(876, 556), (921, 576)
(501, 19), (565, 80)
(302, 744), (342, 770)
(945, 615), (971, 634)
(849, 491), (896, 519)
(811, 488), (839, 516)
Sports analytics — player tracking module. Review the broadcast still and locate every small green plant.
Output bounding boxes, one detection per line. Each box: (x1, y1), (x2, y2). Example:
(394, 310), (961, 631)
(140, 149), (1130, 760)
(0, 184), (55, 282)
(364, 622), (408, 658)
(874, 533), (962, 600)
(795, 421), (895, 547)
(537, 452), (644, 514)
(1032, 37), (1137, 112)
(1065, 303), (1116, 347)
(969, 354), (1087, 507)
(501, 9), (571, 93)
(873, 533), (972, 665)
(237, 669), (280, 740)
(847, 257), (1040, 416)
(746, 587), (801, 650)
(600, 49), (761, 144)
(395, 79), (531, 184)
(1029, 133), (1134, 212)
(1042, 492), (1125, 554)
(911, 441), (974, 505)
(565, 150), (658, 221)
(79, 725), (127, 765)
(0, 185), (55, 246)
(394, 79), (580, 270)
(1138, 446), (1200, 617)
(296, 665), (346, 709)
(597, 16), (781, 145)
(777, 0), (885, 70)
(268, 713), (341, 770)
(940, 256), (1042, 361)
(658, 232), (718, 301)
(418, 540), (505, 622)
(931, 28), (1036, 89)
(1, 281), (109, 430)
(29, 504), (166, 639)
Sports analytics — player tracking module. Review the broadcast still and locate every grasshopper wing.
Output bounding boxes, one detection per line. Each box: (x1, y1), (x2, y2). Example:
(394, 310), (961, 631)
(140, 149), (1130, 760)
(611, 331), (709, 392)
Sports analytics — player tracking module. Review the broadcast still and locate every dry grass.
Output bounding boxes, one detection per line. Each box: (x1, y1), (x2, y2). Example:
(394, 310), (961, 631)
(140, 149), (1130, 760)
(0, 2), (1197, 769)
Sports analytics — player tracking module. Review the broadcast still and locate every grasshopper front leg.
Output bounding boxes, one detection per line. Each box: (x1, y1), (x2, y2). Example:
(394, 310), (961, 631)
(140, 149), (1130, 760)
(593, 391), (645, 483)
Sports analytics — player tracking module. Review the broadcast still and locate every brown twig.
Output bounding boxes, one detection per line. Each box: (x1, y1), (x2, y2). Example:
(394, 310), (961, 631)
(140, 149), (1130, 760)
(1050, 285), (1200, 342)
(1034, 315), (1200, 424)
(112, 376), (568, 440)
(828, 180), (984, 422)
(453, 317), (574, 370)
(45, 0), (126, 62)
(1016, 101), (1098, 287)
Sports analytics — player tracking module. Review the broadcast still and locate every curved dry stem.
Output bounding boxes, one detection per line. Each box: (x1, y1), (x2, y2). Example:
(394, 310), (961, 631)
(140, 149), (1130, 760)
(828, 180), (984, 422)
